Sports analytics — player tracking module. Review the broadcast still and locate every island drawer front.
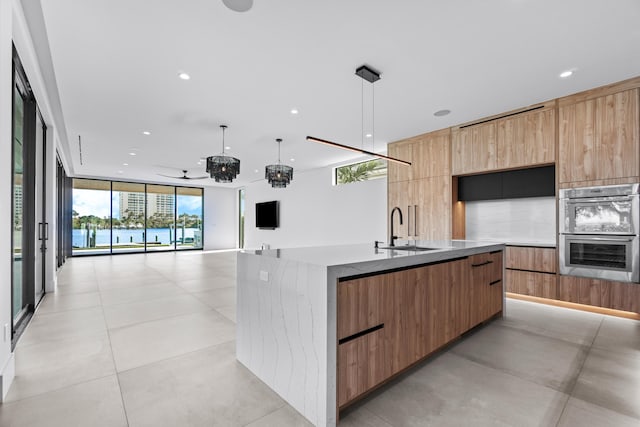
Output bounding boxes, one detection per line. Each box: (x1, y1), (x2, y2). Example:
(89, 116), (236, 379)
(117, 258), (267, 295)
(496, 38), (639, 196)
(337, 328), (386, 407)
(338, 275), (384, 340)
(506, 246), (557, 273)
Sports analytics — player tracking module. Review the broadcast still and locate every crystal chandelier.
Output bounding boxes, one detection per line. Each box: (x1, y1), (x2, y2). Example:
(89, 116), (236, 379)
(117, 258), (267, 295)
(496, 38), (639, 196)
(206, 125), (240, 183)
(265, 138), (293, 188)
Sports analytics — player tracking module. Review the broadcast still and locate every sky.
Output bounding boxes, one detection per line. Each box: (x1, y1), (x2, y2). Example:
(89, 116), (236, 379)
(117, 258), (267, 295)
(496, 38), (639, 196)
(73, 189), (203, 218)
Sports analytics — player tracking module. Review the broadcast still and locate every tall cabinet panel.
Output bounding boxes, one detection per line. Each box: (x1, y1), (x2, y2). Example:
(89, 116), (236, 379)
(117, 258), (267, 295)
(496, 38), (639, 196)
(496, 107), (556, 169)
(387, 129), (452, 241)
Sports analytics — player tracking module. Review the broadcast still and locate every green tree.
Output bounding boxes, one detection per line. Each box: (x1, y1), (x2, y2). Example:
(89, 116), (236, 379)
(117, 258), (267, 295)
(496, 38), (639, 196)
(337, 160), (381, 184)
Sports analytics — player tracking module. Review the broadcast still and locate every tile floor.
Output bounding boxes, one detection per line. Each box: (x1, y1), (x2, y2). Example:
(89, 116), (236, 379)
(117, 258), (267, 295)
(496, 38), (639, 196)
(1, 251), (639, 427)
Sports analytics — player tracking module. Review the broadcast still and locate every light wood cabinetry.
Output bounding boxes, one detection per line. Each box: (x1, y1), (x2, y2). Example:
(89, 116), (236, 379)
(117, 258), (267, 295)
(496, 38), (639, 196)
(451, 123), (497, 175)
(452, 104), (555, 176)
(558, 275), (640, 313)
(496, 107), (555, 169)
(387, 142), (413, 183)
(387, 129), (450, 184)
(387, 176), (451, 240)
(558, 88), (640, 185)
(505, 246), (556, 273)
(469, 251), (503, 327)
(337, 251), (503, 409)
(505, 246), (557, 299)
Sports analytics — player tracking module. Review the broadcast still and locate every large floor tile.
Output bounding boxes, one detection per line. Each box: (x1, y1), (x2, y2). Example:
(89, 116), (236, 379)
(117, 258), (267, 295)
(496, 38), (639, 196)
(339, 406), (394, 427)
(109, 310), (235, 372)
(557, 397), (640, 427)
(591, 315), (640, 356)
(103, 293), (211, 329)
(244, 405), (312, 427)
(6, 331), (116, 402)
(572, 347), (640, 419)
(36, 291), (102, 314)
(17, 306), (106, 347)
(0, 375), (128, 427)
(363, 352), (568, 427)
(215, 306), (237, 323)
(192, 287), (236, 309)
(502, 298), (603, 346)
(55, 280), (99, 295)
(451, 322), (587, 392)
(176, 274), (236, 292)
(99, 282), (185, 306)
(119, 342), (283, 427)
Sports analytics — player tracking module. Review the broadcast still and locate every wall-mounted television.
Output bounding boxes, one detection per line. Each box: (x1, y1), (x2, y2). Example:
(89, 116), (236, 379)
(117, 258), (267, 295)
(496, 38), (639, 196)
(256, 200), (279, 229)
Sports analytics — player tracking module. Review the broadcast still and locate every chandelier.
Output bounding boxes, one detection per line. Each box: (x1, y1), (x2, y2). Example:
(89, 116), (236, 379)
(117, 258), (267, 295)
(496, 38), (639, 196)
(265, 138), (293, 188)
(206, 125), (240, 183)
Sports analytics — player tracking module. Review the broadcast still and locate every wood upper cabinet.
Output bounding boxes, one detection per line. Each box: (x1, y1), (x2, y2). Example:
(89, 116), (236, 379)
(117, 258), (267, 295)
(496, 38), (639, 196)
(496, 107), (555, 169)
(451, 122), (497, 175)
(559, 88), (640, 184)
(387, 129), (451, 183)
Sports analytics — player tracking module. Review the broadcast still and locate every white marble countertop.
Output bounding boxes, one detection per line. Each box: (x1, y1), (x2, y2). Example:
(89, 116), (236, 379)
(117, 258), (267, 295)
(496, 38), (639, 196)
(241, 240), (505, 274)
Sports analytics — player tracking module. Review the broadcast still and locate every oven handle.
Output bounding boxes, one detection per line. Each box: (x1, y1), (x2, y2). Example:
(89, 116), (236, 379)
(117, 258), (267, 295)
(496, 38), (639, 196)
(564, 196), (636, 204)
(566, 236), (636, 242)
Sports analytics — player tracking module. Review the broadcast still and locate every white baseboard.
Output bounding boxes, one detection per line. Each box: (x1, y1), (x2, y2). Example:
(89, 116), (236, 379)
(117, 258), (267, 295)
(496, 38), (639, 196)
(0, 352), (15, 402)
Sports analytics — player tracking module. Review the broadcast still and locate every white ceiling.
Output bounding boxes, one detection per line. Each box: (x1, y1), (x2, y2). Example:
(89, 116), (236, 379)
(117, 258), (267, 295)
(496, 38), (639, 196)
(35, 0), (640, 187)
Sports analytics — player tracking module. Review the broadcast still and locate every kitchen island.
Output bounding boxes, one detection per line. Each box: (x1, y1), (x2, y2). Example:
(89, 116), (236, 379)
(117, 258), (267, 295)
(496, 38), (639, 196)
(236, 240), (505, 426)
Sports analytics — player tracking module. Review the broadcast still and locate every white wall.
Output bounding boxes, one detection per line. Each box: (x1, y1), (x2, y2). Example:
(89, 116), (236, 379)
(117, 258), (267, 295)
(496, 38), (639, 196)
(244, 164), (387, 250)
(0, 0), (15, 401)
(203, 186), (237, 250)
(465, 196), (556, 245)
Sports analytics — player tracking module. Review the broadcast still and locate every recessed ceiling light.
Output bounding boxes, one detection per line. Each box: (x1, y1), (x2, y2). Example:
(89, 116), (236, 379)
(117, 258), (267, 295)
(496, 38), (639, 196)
(123, 163), (129, 166)
(254, 169), (259, 173)
(225, 146), (231, 150)
(559, 70), (573, 78)
(434, 109), (451, 117)
(365, 133), (372, 138)
(290, 158), (295, 162)
(178, 72), (191, 80)
(290, 108), (299, 115)
(118, 170), (123, 174)
(128, 152), (137, 156)
(223, 0), (253, 12)
(142, 131), (151, 135)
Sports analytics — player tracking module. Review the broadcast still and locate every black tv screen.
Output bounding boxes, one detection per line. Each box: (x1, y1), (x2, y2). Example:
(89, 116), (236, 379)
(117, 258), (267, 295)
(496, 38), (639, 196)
(256, 201), (279, 229)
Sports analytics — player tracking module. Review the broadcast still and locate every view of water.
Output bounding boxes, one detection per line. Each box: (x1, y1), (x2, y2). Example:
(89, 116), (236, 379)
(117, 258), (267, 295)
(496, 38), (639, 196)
(73, 227), (200, 248)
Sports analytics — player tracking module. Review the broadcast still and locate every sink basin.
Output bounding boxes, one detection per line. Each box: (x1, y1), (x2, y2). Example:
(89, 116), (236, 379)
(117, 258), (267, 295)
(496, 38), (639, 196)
(380, 245), (440, 251)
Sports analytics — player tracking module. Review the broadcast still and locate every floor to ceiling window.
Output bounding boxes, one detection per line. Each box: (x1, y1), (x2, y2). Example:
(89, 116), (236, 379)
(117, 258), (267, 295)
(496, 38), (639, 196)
(111, 181), (146, 253)
(146, 185), (175, 252)
(12, 74), (26, 325)
(176, 187), (203, 250)
(72, 179), (204, 255)
(72, 179), (112, 256)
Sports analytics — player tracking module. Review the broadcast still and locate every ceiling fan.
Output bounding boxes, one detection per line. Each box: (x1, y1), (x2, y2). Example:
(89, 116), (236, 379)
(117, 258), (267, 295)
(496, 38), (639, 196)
(158, 170), (208, 180)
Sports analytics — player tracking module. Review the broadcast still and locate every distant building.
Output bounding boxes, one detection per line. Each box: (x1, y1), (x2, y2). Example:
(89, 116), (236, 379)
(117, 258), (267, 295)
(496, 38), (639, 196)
(13, 186), (23, 225)
(119, 192), (174, 218)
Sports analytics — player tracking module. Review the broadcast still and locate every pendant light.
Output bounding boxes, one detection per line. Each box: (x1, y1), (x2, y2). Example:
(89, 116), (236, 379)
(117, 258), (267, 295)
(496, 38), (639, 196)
(206, 125), (240, 183)
(307, 65), (411, 167)
(265, 138), (293, 188)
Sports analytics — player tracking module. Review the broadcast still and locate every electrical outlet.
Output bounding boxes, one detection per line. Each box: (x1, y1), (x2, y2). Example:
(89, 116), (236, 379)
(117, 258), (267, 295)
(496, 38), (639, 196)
(259, 270), (269, 282)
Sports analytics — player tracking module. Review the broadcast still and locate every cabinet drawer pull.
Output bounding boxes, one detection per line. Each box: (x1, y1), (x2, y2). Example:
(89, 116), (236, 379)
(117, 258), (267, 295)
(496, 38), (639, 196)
(471, 261), (493, 267)
(489, 279), (501, 286)
(338, 323), (384, 345)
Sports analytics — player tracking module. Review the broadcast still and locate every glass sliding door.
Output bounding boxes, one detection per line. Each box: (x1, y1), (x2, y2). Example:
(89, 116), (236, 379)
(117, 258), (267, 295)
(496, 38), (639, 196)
(72, 179), (111, 255)
(176, 187), (203, 250)
(33, 110), (47, 304)
(112, 182), (146, 253)
(146, 185), (175, 251)
(12, 78), (26, 326)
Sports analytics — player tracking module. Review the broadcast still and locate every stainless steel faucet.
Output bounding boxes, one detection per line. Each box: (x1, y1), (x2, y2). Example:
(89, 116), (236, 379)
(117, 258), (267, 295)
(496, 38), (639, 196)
(389, 207), (403, 247)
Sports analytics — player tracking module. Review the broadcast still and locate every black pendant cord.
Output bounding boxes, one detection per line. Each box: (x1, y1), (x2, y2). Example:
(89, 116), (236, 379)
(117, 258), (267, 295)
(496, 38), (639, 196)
(372, 81), (375, 153)
(220, 125), (227, 156)
(277, 138), (282, 165)
(361, 78), (364, 150)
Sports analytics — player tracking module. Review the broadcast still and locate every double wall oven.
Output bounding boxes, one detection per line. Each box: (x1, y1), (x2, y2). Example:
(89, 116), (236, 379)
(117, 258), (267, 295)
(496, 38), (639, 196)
(559, 184), (639, 283)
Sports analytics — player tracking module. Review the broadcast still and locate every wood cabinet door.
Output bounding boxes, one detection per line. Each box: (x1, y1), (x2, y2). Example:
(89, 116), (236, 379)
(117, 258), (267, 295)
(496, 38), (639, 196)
(559, 89), (639, 184)
(412, 177), (452, 240)
(468, 253), (490, 327)
(451, 123), (497, 175)
(488, 251), (504, 317)
(412, 129), (451, 180)
(496, 108), (555, 169)
(387, 142), (414, 183)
